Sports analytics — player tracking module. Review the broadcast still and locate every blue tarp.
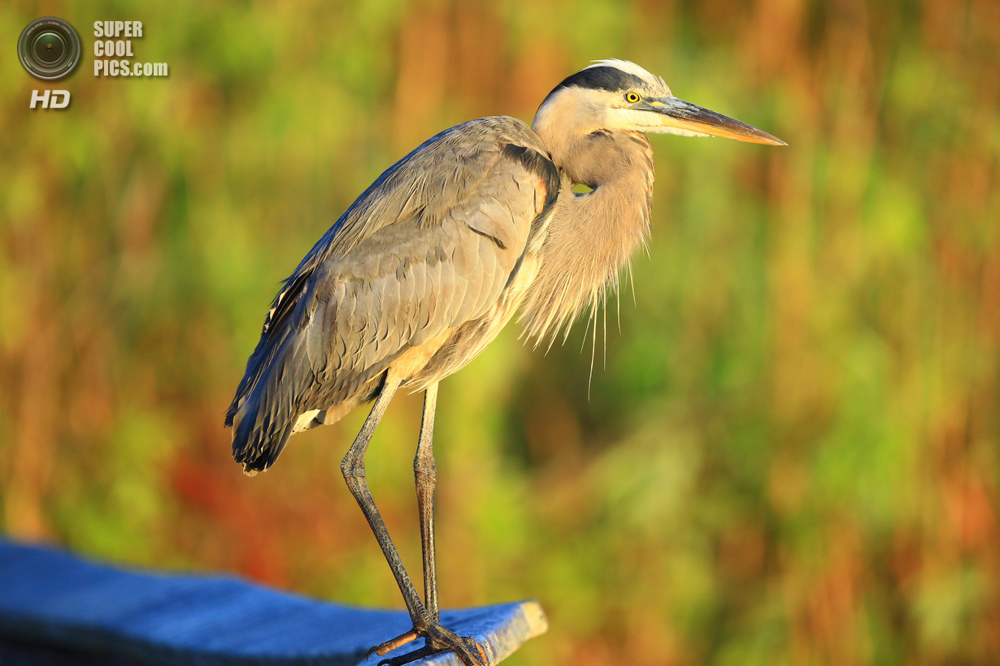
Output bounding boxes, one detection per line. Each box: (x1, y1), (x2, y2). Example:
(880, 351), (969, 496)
(0, 541), (545, 665)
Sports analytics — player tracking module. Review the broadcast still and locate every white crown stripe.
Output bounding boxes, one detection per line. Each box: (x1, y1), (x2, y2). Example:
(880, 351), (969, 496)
(585, 59), (667, 89)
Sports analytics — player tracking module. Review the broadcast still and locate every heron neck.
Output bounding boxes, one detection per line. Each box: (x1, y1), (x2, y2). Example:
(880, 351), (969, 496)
(519, 130), (654, 345)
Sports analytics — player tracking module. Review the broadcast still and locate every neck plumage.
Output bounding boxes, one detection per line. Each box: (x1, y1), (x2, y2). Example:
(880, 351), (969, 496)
(519, 128), (654, 346)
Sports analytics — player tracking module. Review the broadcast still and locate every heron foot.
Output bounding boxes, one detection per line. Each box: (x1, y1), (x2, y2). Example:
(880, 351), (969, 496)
(369, 618), (488, 666)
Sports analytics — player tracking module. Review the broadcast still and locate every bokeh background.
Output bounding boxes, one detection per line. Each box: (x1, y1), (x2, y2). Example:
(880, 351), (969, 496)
(2, 0), (998, 664)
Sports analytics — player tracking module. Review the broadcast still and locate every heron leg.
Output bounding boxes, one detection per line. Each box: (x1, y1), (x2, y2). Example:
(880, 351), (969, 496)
(341, 374), (487, 666)
(340, 373), (425, 618)
(415, 382), (439, 621)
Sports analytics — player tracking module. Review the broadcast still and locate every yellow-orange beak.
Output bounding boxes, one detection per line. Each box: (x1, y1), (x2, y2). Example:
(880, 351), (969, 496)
(647, 96), (786, 146)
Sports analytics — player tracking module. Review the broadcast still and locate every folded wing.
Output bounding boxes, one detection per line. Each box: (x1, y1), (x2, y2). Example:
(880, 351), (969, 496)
(226, 117), (558, 473)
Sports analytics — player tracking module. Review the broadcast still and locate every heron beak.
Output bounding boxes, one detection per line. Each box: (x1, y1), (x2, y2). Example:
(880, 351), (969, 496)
(647, 96), (786, 146)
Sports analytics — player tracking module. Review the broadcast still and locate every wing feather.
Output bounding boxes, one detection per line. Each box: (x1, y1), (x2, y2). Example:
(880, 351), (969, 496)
(229, 116), (558, 473)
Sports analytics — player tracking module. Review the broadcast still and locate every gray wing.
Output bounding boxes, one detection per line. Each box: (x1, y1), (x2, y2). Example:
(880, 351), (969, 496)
(227, 116), (559, 473)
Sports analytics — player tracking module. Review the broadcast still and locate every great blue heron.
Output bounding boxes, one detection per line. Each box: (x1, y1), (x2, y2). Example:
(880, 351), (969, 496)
(226, 60), (784, 665)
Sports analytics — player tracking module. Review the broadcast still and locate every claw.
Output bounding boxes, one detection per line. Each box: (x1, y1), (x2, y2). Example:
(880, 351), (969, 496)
(369, 629), (420, 658)
(368, 621), (489, 666)
(376, 645), (434, 666)
(461, 637), (489, 665)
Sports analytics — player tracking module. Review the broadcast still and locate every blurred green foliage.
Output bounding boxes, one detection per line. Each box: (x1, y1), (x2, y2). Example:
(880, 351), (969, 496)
(2, 0), (998, 664)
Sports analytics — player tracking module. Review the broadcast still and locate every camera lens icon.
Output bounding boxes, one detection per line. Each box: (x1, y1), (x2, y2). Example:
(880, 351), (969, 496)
(18, 17), (81, 80)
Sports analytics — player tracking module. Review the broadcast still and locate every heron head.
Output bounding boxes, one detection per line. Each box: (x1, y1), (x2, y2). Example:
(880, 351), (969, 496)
(533, 59), (786, 146)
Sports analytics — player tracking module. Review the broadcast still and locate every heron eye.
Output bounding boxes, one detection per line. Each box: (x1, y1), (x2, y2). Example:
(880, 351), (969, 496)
(625, 92), (641, 103)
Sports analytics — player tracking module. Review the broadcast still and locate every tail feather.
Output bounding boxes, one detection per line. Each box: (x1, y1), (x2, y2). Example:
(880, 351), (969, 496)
(228, 335), (294, 474)
(226, 291), (306, 474)
(230, 391), (294, 475)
